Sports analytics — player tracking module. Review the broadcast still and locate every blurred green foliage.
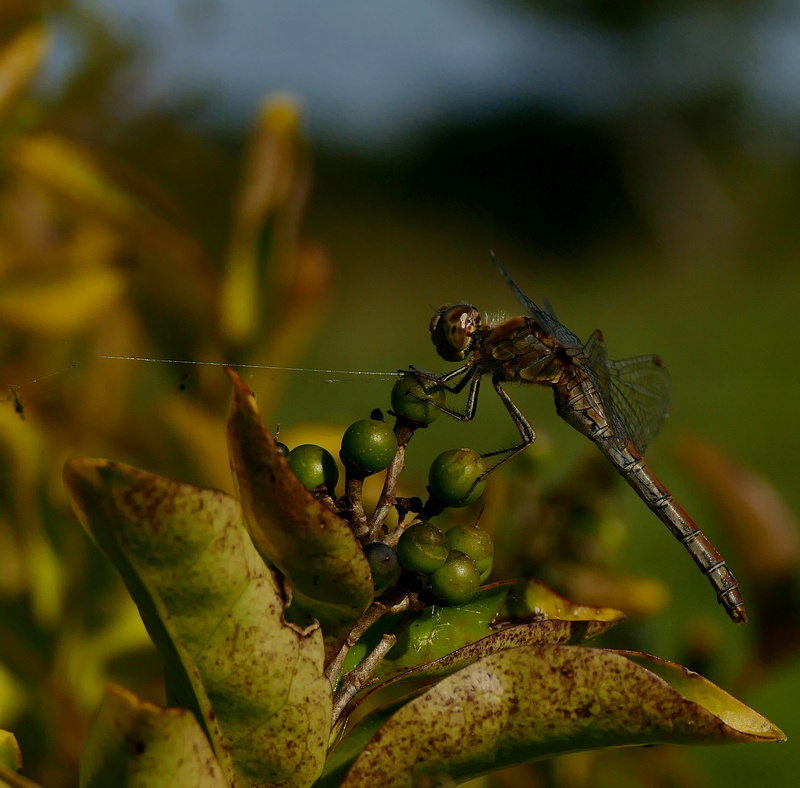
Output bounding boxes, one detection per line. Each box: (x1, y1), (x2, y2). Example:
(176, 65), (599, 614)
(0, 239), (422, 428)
(1, 1), (798, 786)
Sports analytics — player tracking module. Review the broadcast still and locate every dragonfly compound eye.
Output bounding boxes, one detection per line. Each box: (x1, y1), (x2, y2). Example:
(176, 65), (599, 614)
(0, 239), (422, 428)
(430, 304), (481, 361)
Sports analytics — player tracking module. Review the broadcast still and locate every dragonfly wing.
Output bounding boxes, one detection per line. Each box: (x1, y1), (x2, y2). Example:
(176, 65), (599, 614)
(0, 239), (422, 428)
(584, 332), (671, 454)
(608, 355), (671, 453)
(541, 295), (558, 320)
(491, 254), (582, 347)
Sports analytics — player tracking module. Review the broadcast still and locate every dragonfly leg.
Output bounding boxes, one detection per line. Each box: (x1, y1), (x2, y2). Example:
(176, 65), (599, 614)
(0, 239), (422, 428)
(402, 367), (483, 422)
(477, 380), (537, 475)
(406, 364), (474, 393)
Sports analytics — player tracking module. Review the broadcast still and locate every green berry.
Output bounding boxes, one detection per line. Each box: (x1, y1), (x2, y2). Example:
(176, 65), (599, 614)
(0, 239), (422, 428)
(445, 524), (494, 574)
(363, 542), (401, 592)
(428, 448), (487, 507)
(479, 559), (493, 584)
(275, 441), (290, 458)
(429, 550), (480, 605)
(396, 522), (449, 574)
(288, 444), (339, 492)
(340, 419), (397, 475)
(391, 375), (446, 425)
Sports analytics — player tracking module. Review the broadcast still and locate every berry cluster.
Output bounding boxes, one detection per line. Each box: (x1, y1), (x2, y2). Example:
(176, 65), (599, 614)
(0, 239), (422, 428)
(277, 375), (495, 607)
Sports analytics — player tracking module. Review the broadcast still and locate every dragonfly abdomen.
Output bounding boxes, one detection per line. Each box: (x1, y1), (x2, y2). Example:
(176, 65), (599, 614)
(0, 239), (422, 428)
(600, 439), (747, 623)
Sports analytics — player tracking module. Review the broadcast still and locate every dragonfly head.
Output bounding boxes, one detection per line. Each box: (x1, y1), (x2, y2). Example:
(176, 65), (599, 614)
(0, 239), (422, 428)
(430, 304), (482, 362)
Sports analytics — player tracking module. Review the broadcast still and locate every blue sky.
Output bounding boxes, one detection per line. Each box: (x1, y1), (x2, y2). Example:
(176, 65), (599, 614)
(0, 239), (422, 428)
(53, 0), (800, 152)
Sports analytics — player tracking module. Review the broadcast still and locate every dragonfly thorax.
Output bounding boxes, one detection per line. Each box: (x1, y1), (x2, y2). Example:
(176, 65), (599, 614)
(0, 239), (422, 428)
(430, 303), (482, 362)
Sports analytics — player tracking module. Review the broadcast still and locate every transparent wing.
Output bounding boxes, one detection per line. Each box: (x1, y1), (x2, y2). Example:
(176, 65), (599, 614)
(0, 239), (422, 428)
(584, 332), (671, 454)
(491, 254), (582, 348)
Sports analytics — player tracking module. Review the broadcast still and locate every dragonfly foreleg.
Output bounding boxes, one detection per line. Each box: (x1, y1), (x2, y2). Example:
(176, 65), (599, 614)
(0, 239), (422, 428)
(405, 367), (483, 422)
(407, 364), (474, 393)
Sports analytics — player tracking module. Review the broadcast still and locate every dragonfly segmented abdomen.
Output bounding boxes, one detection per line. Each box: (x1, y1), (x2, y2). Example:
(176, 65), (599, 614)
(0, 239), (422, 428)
(593, 434), (747, 623)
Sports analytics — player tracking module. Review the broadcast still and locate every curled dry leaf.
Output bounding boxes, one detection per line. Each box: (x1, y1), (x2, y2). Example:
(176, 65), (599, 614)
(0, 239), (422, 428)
(226, 367), (374, 653)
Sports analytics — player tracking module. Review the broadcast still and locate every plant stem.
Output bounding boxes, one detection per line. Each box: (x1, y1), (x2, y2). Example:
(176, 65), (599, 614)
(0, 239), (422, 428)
(331, 632), (398, 724)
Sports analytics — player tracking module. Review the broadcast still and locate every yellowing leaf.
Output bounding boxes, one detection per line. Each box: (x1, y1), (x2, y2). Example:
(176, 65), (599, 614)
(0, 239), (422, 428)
(0, 400), (63, 623)
(80, 684), (227, 788)
(0, 268), (124, 335)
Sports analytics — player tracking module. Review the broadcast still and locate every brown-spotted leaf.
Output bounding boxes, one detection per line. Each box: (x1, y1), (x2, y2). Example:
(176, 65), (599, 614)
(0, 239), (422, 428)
(80, 684), (228, 788)
(226, 368), (373, 646)
(346, 621), (602, 727)
(342, 578), (623, 683)
(324, 581), (625, 785)
(339, 645), (785, 788)
(63, 458), (331, 788)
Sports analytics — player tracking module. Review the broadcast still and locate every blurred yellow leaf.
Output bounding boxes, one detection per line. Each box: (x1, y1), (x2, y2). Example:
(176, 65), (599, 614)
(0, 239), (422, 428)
(55, 590), (153, 715)
(0, 25), (48, 124)
(0, 407), (63, 625)
(160, 395), (232, 493)
(0, 267), (124, 335)
(221, 94), (308, 344)
(9, 135), (142, 224)
(555, 563), (670, 619)
(0, 665), (27, 728)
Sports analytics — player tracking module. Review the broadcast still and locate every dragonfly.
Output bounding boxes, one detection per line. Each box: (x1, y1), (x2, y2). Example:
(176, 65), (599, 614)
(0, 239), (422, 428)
(409, 257), (747, 624)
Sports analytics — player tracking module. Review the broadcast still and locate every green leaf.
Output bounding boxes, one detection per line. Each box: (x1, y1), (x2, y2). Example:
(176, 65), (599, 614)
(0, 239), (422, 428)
(343, 578), (624, 682)
(63, 458), (331, 788)
(226, 368), (373, 652)
(80, 684), (228, 788)
(338, 646), (786, 787)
